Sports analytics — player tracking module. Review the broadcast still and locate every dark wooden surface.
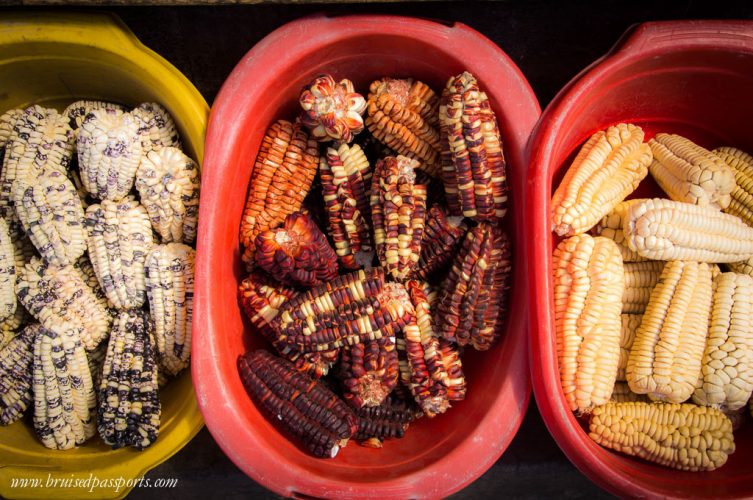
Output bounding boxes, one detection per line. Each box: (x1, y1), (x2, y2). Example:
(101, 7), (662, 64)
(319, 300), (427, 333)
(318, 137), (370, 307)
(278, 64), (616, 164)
(61, 1), (750, 497)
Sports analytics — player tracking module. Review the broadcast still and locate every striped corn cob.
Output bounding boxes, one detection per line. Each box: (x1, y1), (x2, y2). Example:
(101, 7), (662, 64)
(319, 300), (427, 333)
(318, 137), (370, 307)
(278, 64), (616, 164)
(624, 198), (753, 262)
(239, 120), (319, 264)
(649, 133), (734, 209)
(320, 143), (373, 270)
(617, 314), (641, 381)
(627, 260), (712, 403)
(85, 197), (154, 310)
(32, 322), (96, 450)
(17, 257), (112, 351)
(340, 336), (398, 409)
(552, 124), (651, 237)
(693, 272), (753, 411)
(135, 146), (200, 244)
(589, 402), (734, 471)
(365, 78), (440, 177)
(553, 234), (624, 413)
(440, 71), (508, 220)
(610, 381), (647, 403)
(0, 324), (37, 425)
(77, 108), (143, 201)
(299, 74), (366, 143)
(277, 268), (415, 353)
(238, 272), (339, 378)
(353, 395), (423, 446)
(371, 155), (427, 281)
(0, 218), (17, 322)
(63, 100), (126, 133)
(715, 146), (753, 227)
(622, 261), (665, 314)
(593, 199), (649, 262)
(132, 102), (182, 154)
(411, 204), (468, 281)
(238, 350), (358, 458)
(98, 309), (161, 449)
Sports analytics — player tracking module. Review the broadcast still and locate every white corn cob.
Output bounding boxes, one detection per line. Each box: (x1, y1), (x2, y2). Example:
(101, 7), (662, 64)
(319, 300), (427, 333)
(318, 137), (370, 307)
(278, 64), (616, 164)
(730, 256), (753, 278)
(693, 272), (753, 411)
(617, 313), (641, 381)
(0, 108), (22, 152)
(714, 146), (753, 227)
(553, 234), (624, 413)
(0, 218), (17, 322)
(627, 260), (712, 403)
(0, 324), (37, 425)
(622, 261), (665, 314)
(77, 108), (142, 201)
(624, 198), (753, 262)
(85, 197), (154, 310)
(551, 123), (652, 236)
(145, 243), (195, 376)
(135, 146), (200, 244)
(132, 102), (181, 153)
(649, 133), (734, 209)
(63, 100), (126, 133)
(592, 198), (648, 262)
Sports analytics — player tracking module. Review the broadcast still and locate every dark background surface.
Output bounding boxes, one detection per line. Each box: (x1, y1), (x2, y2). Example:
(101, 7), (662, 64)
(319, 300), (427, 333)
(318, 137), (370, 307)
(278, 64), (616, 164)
(55, 1), (751, 498)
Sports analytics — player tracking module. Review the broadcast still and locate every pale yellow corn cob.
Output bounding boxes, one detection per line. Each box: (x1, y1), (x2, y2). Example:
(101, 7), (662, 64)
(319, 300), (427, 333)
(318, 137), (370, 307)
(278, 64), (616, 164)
(617, 314), (642, 381)
(624, 198), (753, 262)
(593, 199), (648, 262)
(649, 133), (734, 209)
(627, 261), (712, 403)
(714, 146), (753, 227)
(589, 402), (734, 471)
(693, 272), (753, 411)
(610, 381), (647, 403)
(553, 234), (624, 413)
(551, 124), (652, 236)
(622, 261), (665, 314)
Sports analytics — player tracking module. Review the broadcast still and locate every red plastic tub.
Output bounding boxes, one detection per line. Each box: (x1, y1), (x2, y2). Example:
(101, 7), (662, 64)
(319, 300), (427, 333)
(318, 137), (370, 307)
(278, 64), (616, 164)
(194, 14), (539, 498)
(528, 20), (753, 498)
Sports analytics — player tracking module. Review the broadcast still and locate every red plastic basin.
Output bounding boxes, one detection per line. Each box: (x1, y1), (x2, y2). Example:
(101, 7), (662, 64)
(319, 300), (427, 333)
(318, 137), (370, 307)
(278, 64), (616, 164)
(194, 14), (540, 498)
(528, 20), (753, 498)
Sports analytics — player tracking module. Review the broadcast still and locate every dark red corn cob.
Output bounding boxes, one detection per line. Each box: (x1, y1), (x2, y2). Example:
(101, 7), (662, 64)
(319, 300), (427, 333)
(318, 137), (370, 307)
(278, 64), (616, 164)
(237, 350), (358, 458)
(411, 204), (468, 281)
(340, 336), (399, 409)
(354, 395), (423, 445)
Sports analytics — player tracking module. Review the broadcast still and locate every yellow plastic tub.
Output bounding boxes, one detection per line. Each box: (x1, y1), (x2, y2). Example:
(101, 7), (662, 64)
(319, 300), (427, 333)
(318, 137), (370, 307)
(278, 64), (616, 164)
(0, 12), (208, 500)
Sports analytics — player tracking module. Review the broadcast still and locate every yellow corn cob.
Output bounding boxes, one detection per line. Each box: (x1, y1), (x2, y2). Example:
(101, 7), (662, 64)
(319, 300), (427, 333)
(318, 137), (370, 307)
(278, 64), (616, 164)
(649, 133), (735, 209)
(729, 256), (753, 278)
(627, 261), (712, 403)
(589, 402), (734, 471)
(610, 381), (647, 403)
(714, 146), (753, 227)
(593, 199), (648, 262)
(622, 261), (665, 314)
(553, 234), (624, 413)
(551, 123), (652, 237)
(693, 272), (753, 411)
(624, 198), (753, 262)
(617, 314), (641, 381)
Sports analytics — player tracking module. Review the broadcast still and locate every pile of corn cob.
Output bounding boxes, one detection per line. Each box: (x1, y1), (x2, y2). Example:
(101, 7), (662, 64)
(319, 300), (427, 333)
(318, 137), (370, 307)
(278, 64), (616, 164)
(0, 100), (198, 451)
(551, 124), (753, 471)
(237, 71), (513, 457)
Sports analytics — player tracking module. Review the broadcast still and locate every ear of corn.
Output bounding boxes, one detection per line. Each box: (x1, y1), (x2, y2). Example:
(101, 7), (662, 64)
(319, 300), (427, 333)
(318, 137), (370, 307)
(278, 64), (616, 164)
(132, 102), (182, 154)
(593, 199), (649, 262)
(552, 124), (651, 237)
(624, 198), (753, 262)
(411, 204), (468, 282)
(622, 261), (665, 314)
(340, 337), (399, 409)
(729, 256), (753, 278)
(353, 395), (423, 445)
(63, 100), (126, 133)
(714, 146), (753, 227)
(627, 260), (712, 403)
(553, 234), (624, 414)
(610, 381), (647, 403)
(617, 314), (642, 381)
(693, 272), (753, 411)
(299, 75), (366, 144)
(589, 402), (734, 471)
(649, 133), (735, 209)
(0, 306), (31, 351)
(0, 218), (17, 322)
(0, 324), (37, 425)
(0, 108), (23, 152)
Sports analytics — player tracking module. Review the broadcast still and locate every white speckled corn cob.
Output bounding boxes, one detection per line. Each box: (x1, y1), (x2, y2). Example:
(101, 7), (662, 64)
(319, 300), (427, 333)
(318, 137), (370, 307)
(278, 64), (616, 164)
(132, 102), (181, 153)
(63, 100), (126, 133)
(0, 324), (37, 425)
(0, 218), (17, 322)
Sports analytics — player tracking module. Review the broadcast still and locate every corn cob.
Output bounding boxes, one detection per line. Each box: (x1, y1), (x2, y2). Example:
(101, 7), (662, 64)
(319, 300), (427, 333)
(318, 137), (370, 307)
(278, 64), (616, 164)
(77, 108), (143, 201)
(648, 133), (734, 209)
(238, 272), (338, 378)
(692, 272), (753, 411)
(74, 255), (113, 311)
(353, 395), (423, 446)
(340, 336), (399, 409)
(365, 78), (440, 177)
(320, 143), (373, 269)
(0, 218), (17, 322)
(1, 106), (46, 216)
(624, 198), (753, 262)
(240, 120), (319, 264)
(17, 257), (112, 351)
(0, 306), (32, 350)
(86, 338), (108, 391)
(254, 211), (338, 288)
(0, 108), (22, 152)
(593, 199), (649, 262)
(627, 260), (712, 403)
(63, 100), (126, 133)
(411, 204), (468, 281)
(440, 71), (509, 220)
(617, 314), (641, 381)
(299, 74), (366, 143)
(371, 155), (427, 281)
(144, 243), (194, 376)
(98, 309), (161, 449)
(589, 402), (734, 471)
(12, 109), (74, 180)
(622, 261), (665, 314)
(32, 322), (97, 450)
(0, 323), (37, 425)
(132, 102), (182, 154)
(85, 197), (154, 310)
(277, 268), (415, 353)
(714, 146), (753, 227)
(729, 256), (753, 278)
(552, 124), (651, 237)
(435, 223), (512, 350)
(238, 349), (358, 458)
(610, 382), (647, 403)
(553, 234), (623, 413)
